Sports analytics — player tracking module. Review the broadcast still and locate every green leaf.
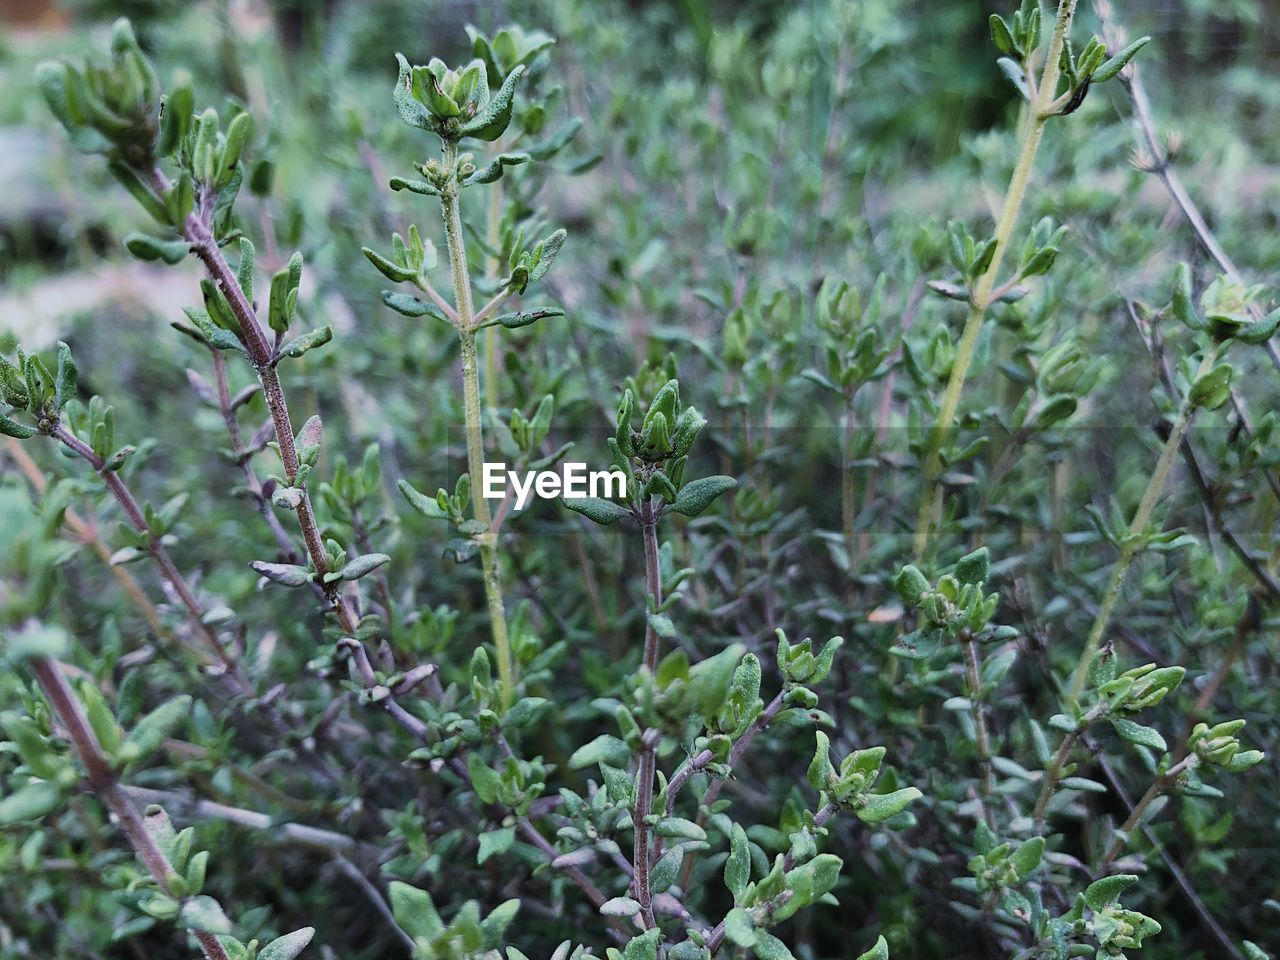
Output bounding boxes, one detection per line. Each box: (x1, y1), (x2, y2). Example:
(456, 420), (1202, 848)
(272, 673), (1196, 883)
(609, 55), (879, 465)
(568, 734), (631, 769)
(362, 245), (416, 283)
(477, 826), (516, 864)
(465, 151), (530, 185)
(856, 787), (922, 824)
(1190, 363), (1232, 410)
(468, 754), (501, 803)
(527, 229), (567, 284)
(1091, 36), (1151, 83)
(459, 64), (525, 141)
(0, 414), (36, 440)
(258, 928), (316, 960)
(807, 731), (834, 791)
(388, 881), (443, 942)
(1084, 874), (1138, 911)
(855, 937), (890, 960)
(655, 817), (706, 841)
(121, 696), (193, 765)
(989, 15), (1017, 55)
(383, 291), (449, 323)
(399, 478), (448, 519)
(669, 476), (736, 517)
(723, 907), (756, 947)
(124, 233), (189, 264)
(1111, 718), (1167, 753)
(330, 553), (390, 583)
(562, 496), (631, 525)
(0, 781), (61, 825)
(954, 547), (989, 585)
(1, 714), (63, 780)
(250, 561), (312, 588)
(1010, 836), (1044, 877)
(1236, 307), (1280, 344)
(486, 307), (565, 330)
(179, 896), (231, 935)
(600, 897), (642, 918)
(725, 823), (751, 901)
(278, 326), (333, 360)
(389, 176), (438, 196)
(753, 932), (795, 960)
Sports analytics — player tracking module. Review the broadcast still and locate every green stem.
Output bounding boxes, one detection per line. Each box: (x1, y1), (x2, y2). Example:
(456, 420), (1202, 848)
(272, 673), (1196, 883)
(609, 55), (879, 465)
(913, 0), (1078, 562)
(440, 140), (514, 710)
(1032, 704), (1106, 826)
(1099, 755), (1196, 869)
(483, 179), (503, 405)
(1064, 347), (1220, 707)
(841, 390), (857, 575)
(632, 506), (662, 930)
(960, 630), (995, 826)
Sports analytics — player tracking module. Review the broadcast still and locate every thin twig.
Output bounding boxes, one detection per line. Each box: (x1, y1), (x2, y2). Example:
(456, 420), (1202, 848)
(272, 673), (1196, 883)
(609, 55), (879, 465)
(31, 658), (233, 960)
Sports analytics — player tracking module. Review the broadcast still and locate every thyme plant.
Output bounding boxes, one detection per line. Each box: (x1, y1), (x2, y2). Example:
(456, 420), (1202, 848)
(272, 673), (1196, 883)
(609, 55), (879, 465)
(1, 2), (1276, 960)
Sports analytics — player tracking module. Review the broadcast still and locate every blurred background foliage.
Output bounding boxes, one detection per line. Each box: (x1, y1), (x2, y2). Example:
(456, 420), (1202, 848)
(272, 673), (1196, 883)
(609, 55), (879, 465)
(0, 0), (1277, 959)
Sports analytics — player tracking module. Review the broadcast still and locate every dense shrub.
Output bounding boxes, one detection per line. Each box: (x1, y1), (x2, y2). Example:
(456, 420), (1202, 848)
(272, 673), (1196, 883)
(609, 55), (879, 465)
(0, 2), (1276, 960)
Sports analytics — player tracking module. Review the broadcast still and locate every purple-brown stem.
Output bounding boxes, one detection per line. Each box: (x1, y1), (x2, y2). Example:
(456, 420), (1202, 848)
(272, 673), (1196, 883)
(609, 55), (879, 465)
(31, 657), (233, 960)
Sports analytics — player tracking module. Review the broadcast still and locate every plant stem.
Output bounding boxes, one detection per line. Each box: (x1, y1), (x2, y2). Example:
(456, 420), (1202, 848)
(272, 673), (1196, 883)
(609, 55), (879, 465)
(119, 785), (365, 856)
(30, 658), (232, 960)
(841, 391), (857, 574)
(632, 504), (663, 930)
(913, 0), (1078, 561)
(673, 691), (787, 893)
(1064, 347), (1220, 706)
(484, 177), (504, 402)
(439, 140), (514, 711)
(1032, 704), (1106, 826)
(49, 423), (236, 674)
(208, 349), (300, 563)
(960, 630), (995, 826)
(1095, 3), (1280, 378)
(702, 803), (838, 953)
(174, 189), (360, 636)
(1099, 755), (1195, 869)
(4, 438), (172, 646)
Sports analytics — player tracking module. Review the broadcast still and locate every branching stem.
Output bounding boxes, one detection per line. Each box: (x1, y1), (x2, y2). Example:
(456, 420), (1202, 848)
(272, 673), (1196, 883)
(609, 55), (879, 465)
(439, 140), (514, 711)
(913, 0), (1078, 560)
(30, 658), (233, 960)
(1065, 347), (1220, 706)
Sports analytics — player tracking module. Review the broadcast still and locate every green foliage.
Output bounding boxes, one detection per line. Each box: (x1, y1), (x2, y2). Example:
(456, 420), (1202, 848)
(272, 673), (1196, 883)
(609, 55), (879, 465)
(1, 2), (1276, 960)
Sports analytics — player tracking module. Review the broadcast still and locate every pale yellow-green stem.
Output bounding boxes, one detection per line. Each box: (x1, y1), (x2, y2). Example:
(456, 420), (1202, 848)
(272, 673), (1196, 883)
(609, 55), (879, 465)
(913, 0), (1079, 562)
(440, 141), (514, 709)
(483, 180), (504, 403)
(1064, 346), (1220, 707)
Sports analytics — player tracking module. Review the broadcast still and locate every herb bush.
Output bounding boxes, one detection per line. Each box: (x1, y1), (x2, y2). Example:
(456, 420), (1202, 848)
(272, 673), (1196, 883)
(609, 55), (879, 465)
(0, 1), (1277, 959)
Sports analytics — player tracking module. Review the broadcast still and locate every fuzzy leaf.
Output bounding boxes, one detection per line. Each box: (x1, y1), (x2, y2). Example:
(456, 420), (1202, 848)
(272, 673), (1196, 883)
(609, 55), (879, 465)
(1091, 36), (1151, 83)
(1111, 718), (1167, 753)
(856, 787), (922, 823)
(459, 64), (525, 141)
(124, 233), (189, 264)
(278, 326), (333, 360)
(389, 881), (443, 942)
(0, 781), (61, 825)
(670, 476), (736, 517)
(562, 496), (631, 525)
(250, 561), (312, 588)
(1084, 874), (1138, 911)
(258, 928), (316, 960)
(383, 291), (449, 323)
